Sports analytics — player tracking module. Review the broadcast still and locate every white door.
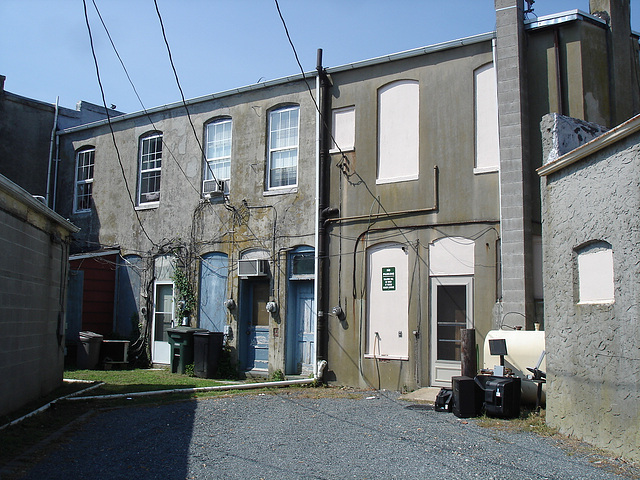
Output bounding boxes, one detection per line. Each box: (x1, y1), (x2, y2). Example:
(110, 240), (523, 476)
(152, 282), (174, 364)
(430, 276), (473, 386)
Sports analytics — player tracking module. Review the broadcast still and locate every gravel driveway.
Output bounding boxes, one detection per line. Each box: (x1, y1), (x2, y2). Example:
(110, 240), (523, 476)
(11, 389), (636, 479)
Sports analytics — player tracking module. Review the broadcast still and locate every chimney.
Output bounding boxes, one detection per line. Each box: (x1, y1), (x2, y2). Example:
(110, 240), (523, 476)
(589, 0), (635, 123)
(0, 75), (5, 93)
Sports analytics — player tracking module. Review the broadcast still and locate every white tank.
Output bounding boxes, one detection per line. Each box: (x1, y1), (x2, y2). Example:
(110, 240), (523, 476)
(482, 330), (546, 404)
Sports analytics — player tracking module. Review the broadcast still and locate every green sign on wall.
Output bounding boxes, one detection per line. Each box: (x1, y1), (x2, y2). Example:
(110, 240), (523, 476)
(382, 267), (396, 291)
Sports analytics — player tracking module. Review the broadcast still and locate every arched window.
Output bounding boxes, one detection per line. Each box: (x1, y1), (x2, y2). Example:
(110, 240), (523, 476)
(138, 132), (162, 205)
(268, 105), (299, 189)
(74, 147), (95, 213)
(377, 80), (419, 184)
(204, 118), (232, 193)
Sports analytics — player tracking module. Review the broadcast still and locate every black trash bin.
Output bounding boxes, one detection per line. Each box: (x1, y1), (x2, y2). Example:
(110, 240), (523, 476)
(167, 327), (206, 374)
(77, 331), (103, 369)
(194, 331), (224, 378)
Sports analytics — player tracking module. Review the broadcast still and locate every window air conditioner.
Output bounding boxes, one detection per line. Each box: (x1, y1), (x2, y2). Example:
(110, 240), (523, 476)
(238, 259), (269, 277)
(203, 179), (224, 196)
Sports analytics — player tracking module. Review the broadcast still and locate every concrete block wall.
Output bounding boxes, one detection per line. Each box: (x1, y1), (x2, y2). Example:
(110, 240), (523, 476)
(0, 175), (76, 418)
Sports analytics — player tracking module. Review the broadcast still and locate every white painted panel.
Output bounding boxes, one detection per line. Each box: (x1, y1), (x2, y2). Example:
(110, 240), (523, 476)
(377, 81), (419, 183)
(474, 62), (499, 172)
(366, 243), (408, 357)
(331, 106), (355, 151)
(429, 237), (475, 276)
(578, 244), (614, 303)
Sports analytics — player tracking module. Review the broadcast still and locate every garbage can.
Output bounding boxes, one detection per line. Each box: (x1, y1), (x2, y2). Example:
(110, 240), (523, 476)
(167, 327), (206, 374)
(77, 331), (103, 369)
(194, 331), (224, 378)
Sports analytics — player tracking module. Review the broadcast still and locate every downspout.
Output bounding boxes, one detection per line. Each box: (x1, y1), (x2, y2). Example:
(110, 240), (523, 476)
(46, 96), (59, 208)
(553, 28), (565, 115)
(316, 49), (332, 369)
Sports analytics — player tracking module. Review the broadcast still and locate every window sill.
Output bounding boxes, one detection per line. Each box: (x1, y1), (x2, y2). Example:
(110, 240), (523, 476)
(72, 209), (91, 215)
(263, 187), (297, 196)
(376, 175), (419, 185)
(135, 202), (159, 211)
(330, 147), (354, 154)
(364, 354), (409, 361)
(473, 166), (499, 175)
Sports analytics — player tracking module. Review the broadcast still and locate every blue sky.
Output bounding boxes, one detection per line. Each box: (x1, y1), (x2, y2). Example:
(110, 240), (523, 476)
(1, 1), (637, 113)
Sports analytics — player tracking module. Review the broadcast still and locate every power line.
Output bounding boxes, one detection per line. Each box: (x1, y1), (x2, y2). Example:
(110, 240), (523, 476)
(82, 0), (157, 248)
(90, 0), (201, 197)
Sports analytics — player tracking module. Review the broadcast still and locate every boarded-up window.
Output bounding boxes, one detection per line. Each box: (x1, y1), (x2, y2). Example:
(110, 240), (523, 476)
(377, 80), (419, 184)
(474, 63), (499, 172)
(576, 242), (614, 304)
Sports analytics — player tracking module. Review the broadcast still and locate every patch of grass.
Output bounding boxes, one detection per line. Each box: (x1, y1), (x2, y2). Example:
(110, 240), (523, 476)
(476, 408), (558, 436)
(65, 367), (227, 396)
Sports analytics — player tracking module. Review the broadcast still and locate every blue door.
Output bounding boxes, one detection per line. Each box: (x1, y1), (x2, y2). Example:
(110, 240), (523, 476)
(240, 280), (270, 371)
(199, 253), (228, 332)
(286, 281), (315, 375)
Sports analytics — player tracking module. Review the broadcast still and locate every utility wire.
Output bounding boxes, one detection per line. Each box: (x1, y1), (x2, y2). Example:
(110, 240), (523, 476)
(82, 0), (157, 248)
(91, 0), (200, 196)
(152, 0), (219, 186)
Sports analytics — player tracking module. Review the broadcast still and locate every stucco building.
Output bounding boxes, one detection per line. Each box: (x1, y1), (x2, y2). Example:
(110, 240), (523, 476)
(57, 79), (318, 374)
(52, 1), (639, 388)
(539, 112), (640, 461)
(319, 0), (640, 389)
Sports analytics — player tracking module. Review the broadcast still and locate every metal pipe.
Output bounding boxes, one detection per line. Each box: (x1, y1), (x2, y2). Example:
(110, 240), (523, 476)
(46, 96), (59, 207)
(326, 166), (439, 225)
(316, 49), (331, 364)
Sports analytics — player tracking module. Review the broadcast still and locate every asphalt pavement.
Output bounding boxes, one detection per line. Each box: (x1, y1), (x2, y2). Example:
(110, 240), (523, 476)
(7, 389), (636, 479)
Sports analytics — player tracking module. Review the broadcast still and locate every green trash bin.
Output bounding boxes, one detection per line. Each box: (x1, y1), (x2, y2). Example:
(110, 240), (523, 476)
(167, 327), (206, 374)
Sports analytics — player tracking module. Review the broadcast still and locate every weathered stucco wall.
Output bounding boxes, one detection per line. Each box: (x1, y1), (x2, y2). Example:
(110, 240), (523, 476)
(57, 80), (317, 374)
(0, 174), (77, 417)
(324, 37), (501, 390)
(541, 119), (640, 461)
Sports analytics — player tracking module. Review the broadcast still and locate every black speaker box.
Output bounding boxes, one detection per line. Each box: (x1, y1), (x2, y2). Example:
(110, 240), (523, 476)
(452, 376), (482, 418)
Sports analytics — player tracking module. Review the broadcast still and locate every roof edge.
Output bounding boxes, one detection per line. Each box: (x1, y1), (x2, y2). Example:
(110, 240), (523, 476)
(0, 174), (80, 233)
(538, 113), (640, 176)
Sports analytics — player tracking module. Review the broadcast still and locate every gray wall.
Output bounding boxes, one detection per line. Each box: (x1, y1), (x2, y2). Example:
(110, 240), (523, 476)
(0, 174), (77, 417)
(541, 118), (640, 461)
(57, 80), (317, 374)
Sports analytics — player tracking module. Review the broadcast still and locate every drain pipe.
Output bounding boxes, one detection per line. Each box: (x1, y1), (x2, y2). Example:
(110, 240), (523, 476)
(45, 96), (60, 208)
(316, 49), (332, 368)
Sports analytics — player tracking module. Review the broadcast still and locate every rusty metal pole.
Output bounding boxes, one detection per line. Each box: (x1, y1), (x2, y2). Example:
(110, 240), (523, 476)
(461, 328), (477, 378)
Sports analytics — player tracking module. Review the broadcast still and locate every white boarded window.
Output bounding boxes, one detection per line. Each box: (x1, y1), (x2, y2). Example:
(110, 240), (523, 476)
(429, 237), (475, 276)
(577, 242), (614, 304)
(377, 80), (419, 184)
(331, 106), (355, 152)
(474, 63), (499, 173)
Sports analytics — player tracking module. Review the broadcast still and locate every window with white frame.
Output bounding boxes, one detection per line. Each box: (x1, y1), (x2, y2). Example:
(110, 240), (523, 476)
(74, 147), (95, 213)
(331, 106), (355, 152)
(138, 132), (162, 205)
(576, 241), (614, 304)
(204, 118), (232, 190)
(377, 80), (419, 184)
(268, 105), (299, 189)
(474, 62), (499, 172)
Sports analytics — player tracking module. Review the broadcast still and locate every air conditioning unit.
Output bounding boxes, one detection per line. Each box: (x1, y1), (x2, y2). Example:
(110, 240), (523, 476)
(203, 179), (224, 196)
(238, 259), (269, 277)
